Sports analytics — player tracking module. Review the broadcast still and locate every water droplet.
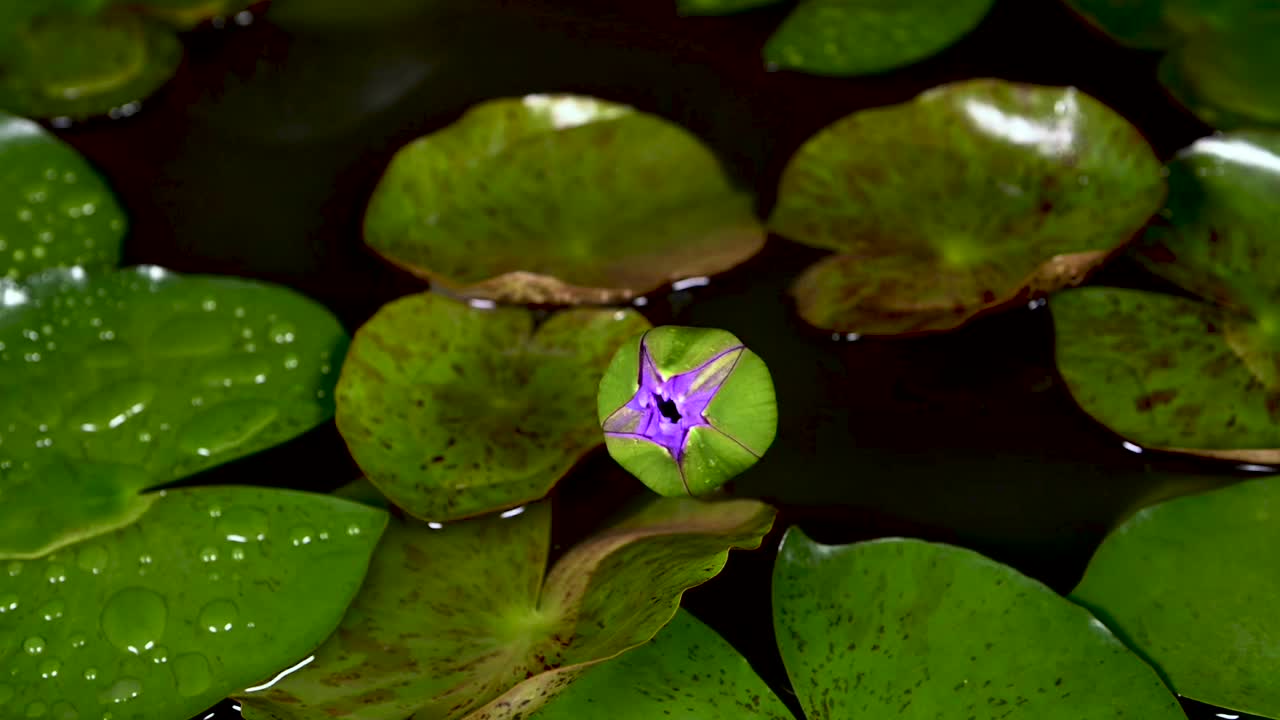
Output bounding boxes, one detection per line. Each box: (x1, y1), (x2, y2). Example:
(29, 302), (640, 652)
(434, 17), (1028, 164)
(23, 636), (45, 655)
(199, 355), (272, 388)
(268, 322), (297, 344)
(346, 524), (362, 536)
(75, 545), (109, 574)
(171, 652), (212, 697)
(5, 561), (20, 577)
(44, 564), (66, 584)
(66, 381), (157, 433)
(38, 600), (64, 621)
(230, 548), (245, 561)
(0, 594), (18, 613)
(178, 400), (279, 459)
(83, 667), (98, 681)
(50, 700), (77, 720)
(24, 700), (47, 717)
(282, 353), (300, 370)
(101, 588), (167, 655)
(208, 505), (222, 519)
(68, 634), (86, 649)
(289, 526), (316, 547)
(199, 547), (218, 563)
(198, 599), (238, 633)
(216, 506), (269, 543)
(100, 677), (141, 705)
(150, 645), (168, 664)
(38, 658), (60, 679)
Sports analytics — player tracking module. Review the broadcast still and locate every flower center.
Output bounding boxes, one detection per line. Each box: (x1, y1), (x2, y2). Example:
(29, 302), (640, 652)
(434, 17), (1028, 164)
(654, 393), (682, 424)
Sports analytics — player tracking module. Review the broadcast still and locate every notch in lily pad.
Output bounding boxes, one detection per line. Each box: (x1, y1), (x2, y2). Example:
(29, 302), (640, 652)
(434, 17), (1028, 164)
(770, 79), (1165, 336)
(1052, 131), (1280, 464)
(362, 94), (765, 304)
(598, 326), (776, 497)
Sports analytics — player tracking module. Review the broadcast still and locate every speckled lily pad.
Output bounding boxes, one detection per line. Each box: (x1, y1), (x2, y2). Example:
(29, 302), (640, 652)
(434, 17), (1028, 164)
(770, 79), (1165, 335)
(1063, 1), (1280, 128)
(0, 485), (386, 720)
(0, 111), (126, 280)
(773, 529), (1185, 720)
(1073, 476), (1280, 718)
(0, 11), (182, 121)
(529, 609), (794, 720)
(0, 266), (349, 558)
(336, 291), (650, 521)
(1052, 132), (1280, 463)
(362, 94), (764, 304)
(236, 495), (776, 720)
(763, 0), (997, 76)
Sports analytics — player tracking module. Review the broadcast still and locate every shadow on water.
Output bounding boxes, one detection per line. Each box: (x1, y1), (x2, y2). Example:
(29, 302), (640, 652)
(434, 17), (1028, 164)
(49, 0), (1267, 717)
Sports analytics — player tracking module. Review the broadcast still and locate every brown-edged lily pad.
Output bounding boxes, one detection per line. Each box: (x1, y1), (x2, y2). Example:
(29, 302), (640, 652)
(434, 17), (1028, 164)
(362, 94), (764, 304)
(236, 494), (776, 720)
(770, 79), (1165, 335)
(1053, 131), (1280, 463)
(335, 291), (651, 521)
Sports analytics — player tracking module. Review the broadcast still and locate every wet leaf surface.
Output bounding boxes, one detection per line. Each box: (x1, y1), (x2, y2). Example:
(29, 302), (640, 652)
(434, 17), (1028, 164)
(1073, 476), (1280, 718)
(362, 94), (764, 304)
(770, 79), (1164, 335)
(773, 529), (1185, 719)
(763, 0), (996, 76)
(236, 495), (775, 720)
(0, 485), (387, 720)
(0, 267), (348, 558)
(336, 291), (650, 521)
(528, 609), (794, 720)
(0, 111), (126, 280)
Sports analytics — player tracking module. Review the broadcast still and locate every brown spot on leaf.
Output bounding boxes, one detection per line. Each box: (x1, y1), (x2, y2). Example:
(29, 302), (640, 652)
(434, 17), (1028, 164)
(1135, 389), (1177, 412)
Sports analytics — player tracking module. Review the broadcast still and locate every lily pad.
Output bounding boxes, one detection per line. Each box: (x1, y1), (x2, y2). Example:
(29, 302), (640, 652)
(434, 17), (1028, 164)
(0, 11), (182, 121)
(770, 79), (1165, 335)
(0, 484), (387, 720)
(0, 111), (127, 280)
(336, 291), (650, 521)
(773, 529), (1185, 719)
(1073, 476), (1280, 717)
(362, 94), (764, 304)
(763, 0), (996, 76)
(0, 266), (348, 558)
(1052, 132), (1280, 463)
(528, 609), (794, 720)
(237, 495), (776, 720)
(598, 326), (777, 497)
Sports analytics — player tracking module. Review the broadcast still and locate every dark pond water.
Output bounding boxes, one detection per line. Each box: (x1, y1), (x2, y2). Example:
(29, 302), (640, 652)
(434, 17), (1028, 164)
(50, 0), (1270, 717)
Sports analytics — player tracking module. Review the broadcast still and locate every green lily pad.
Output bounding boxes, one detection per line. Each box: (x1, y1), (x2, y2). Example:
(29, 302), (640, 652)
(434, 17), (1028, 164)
(528, 609), (794, 720)
(1073, 476), (1280, 717)
(0, 266), (349, 558)
(763, 0), (996, 76)
(1061, 0), (1172, 48)
(1053, 132), (1280, 463)
(0, 11), (182, 121)
(0, 485), (387, 720)
(770, 79), (1165, 335)
(677, 0), (786, 15)
(0, 111), (127, 280)
(773, 529), (1185, 720)
(362, 94), (765, 304)
(237, 495), (776, 720)
(336, 291), (650, 522)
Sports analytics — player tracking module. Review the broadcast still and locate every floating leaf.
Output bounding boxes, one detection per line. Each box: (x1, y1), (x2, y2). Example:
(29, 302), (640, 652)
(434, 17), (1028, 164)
(598, 326), (777, 497)
(773, 529), (1185, 719)
(0, 12), (182, 120)
(362, 94), (764, 304)
(1060, 0), (1172, 49)
(336, 291), (650, 521)
(1053, 132), (1280, 463)
(0, 485), (387, 720)
(528, 609), (794, 720)
(1073, 476), (1280, 717)
(237, 495), (776, 720)
(677, 0), (786, 15)
(763, 0), (996, 76)
(770, 79), (1164, 335)
(0, 266), (348, 558)
(0, 111), (127, 280)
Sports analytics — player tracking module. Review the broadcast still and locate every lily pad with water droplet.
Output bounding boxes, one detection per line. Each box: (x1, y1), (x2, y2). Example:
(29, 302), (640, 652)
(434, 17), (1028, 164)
(772, 529), (1185, 720)
(362, 94), (765, 304)
(0, 485), (386, 720)
(0, 266), (349, 558)
(1052, 132), (1280, 463)
(770, 79), (1165, 335)
(336, 291), (650, 522)
(762, 0), (996, 76)
(1073, 476), (1280, 717)
(0, 11), (182, 121)
(236, 495), (775, 720)
(0, 111), (127, 280)
(528, 608), (794, 719)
